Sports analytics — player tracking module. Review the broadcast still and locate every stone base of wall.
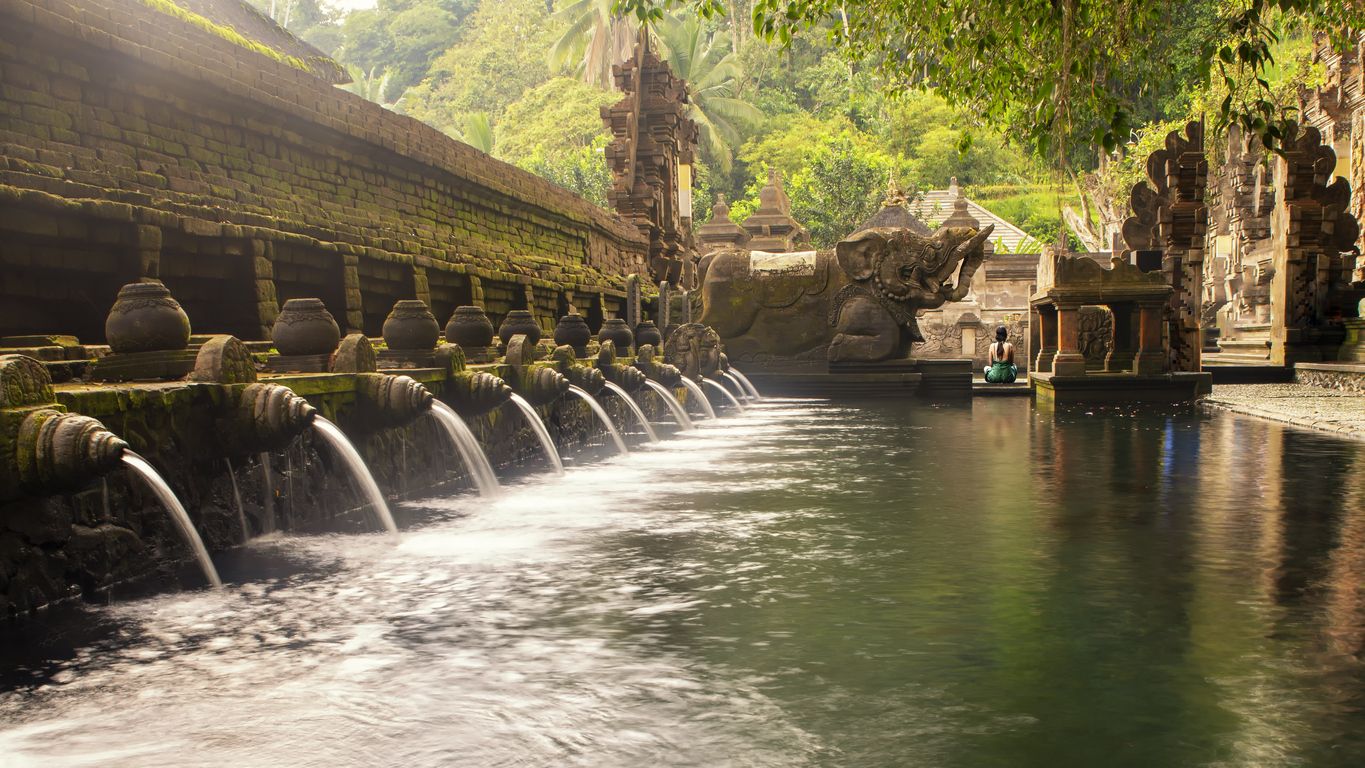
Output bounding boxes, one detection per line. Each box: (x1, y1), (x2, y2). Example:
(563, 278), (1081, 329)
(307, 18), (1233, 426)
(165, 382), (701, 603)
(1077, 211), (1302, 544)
(1295, 363), (1365, 394)
(0, 380), (678, 618)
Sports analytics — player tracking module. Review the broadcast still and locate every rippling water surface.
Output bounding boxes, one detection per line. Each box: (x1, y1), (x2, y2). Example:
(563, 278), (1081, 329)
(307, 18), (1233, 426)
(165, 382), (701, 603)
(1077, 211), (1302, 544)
(2, 398), (1365, 767)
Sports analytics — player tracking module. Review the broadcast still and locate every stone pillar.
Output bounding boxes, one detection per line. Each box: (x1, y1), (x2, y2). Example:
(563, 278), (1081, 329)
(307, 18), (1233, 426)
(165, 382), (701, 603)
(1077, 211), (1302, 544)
(413, 266), (431, 308)
(658, 281), (672, 330)
(1105, 303), (1139, 372)
(342, 254), (364, 334)
(626, 274), (642, 328)
(250, 239), (279, 340)
(1340, 308), (1365, 363)
(1135, 302), (1167, 374)
(1033, 305), (1056, 372)
(133, 224), (162, 279)
(469, 275), (485, 307)
(1052, 303), (1087, 376)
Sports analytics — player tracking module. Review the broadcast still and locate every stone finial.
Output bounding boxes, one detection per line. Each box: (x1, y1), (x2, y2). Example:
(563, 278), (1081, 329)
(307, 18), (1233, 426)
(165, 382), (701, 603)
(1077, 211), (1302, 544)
(0, 354), (55, 409)
(948, 176), (961, 198)
(332, 333), (378, 373)
(941, 191), (980, 230)
(740, 167), (808, 252)
(695, 193), (750, 253)
(189, 335), (257, 384)
(883, 173), (908, 208)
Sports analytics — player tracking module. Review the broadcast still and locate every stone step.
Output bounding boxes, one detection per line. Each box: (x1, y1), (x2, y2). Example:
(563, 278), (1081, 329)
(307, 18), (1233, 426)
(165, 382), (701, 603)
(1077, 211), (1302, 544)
(1203, 352), (1274, 366)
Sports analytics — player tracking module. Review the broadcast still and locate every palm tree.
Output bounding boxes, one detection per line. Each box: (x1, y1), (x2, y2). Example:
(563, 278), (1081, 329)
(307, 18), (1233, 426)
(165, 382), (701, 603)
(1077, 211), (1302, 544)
(441, 112), (495, 154)
(548, 0), (638, 89)
(339, 65), (402, 111)
(652, 14), (763, 173)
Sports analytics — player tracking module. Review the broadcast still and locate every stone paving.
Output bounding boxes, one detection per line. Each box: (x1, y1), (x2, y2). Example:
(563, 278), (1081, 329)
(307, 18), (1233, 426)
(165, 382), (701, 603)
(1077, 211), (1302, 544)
(1203, 383), (1365, 439)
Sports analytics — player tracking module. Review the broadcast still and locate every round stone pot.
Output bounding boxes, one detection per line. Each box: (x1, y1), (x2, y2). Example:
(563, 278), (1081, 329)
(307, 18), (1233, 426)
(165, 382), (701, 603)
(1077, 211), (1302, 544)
(445, 305), (495, 349)
(498, 310), (541, 346)
(598, 318), (634, 353)
(553, 313), (591, 353)
(105, 280), (191, 353)
(271, 298), (340, 356)
(382, 300), (440, 351)
(634, 320), (663, 349)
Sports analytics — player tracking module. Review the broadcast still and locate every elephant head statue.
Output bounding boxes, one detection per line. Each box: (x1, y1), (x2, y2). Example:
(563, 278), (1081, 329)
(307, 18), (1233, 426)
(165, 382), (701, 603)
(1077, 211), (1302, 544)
(835, 225), (993, 313)
(696, 223), (993, 365)
(827, 225), (993, 362)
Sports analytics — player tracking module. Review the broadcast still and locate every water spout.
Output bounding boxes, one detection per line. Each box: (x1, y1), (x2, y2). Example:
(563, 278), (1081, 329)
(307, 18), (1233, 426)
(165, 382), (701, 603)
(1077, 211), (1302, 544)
(430, 401), (500, 496)
(643, 380), (693, 431)
(703, 379), (746, 412)
(601, 381), (659, 443)
(721, 372), (749, 401)
(311, 417), (398, 535)
(679, 378), (717, 419)
(122, 451), (222, 588)
(259, 452), (276, 534)
(567, 385), (628, 456)
(507, 393), (564, 475)
(225, 457), (249, 540)
(730, 367), (761, 399)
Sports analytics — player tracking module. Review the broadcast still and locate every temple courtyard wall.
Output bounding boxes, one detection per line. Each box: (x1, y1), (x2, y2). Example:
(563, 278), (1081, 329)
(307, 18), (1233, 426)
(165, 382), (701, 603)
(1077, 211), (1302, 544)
(0, 0), (651, 346)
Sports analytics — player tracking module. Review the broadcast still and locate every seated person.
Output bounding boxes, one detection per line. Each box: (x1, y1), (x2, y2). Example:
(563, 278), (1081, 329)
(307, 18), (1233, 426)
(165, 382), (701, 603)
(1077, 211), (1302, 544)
(983, 325), (1017, 383)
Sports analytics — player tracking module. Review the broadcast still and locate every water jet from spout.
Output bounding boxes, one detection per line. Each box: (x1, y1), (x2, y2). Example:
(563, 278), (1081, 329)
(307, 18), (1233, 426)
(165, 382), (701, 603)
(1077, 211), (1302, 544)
(721, 372), (749, 401)
(678, 378), (717, 419)
(507, 393), (564, 476)
(567, 385), (629, 455)
(729, 368), (762, 399)
(601, 381), (659, 443)
(225, 457), (249, 540)
(643, 380), (693, 431)
(311, 417), (398, 535)
(122, 451), (222, 588)
(430, 401), (500, 496)
(703, 379), (745, 412)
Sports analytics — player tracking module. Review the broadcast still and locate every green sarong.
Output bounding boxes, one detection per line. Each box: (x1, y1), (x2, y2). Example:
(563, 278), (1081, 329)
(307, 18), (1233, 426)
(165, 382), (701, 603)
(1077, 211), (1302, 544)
(984, 360), (1017, 383)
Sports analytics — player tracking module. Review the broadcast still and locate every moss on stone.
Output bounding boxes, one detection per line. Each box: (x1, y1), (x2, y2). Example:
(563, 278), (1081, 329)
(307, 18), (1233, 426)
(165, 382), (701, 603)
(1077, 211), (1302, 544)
(137, 0), (311, 74)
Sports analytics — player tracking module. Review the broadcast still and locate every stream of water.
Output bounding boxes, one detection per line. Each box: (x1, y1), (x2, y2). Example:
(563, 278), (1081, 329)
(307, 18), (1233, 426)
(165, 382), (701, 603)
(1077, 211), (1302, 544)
(4, 399), (1365, 767)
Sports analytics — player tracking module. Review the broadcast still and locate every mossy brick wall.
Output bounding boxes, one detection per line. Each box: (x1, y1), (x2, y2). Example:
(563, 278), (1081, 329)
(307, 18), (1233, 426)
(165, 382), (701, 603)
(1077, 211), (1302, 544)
(0, 0), (650, 342)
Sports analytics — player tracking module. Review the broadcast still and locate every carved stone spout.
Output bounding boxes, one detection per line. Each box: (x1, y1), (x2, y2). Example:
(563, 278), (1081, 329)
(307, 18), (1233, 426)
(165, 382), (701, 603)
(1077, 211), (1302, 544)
(1, 355), (129, 500)
(593, 340), (647, 392)
(632, 344), (682, 387)
(15, 409), (128, 492)
(355, 373), (434, 428)
(446, 371), (512, 417)
(514, 367), (570, 406)
(233, 383), (317, 452)
(550, 345), (606, 394)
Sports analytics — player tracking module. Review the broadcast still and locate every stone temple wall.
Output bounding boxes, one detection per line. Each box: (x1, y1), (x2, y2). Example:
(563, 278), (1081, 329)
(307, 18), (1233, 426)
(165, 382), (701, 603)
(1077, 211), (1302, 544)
(0, 0), (648, 344)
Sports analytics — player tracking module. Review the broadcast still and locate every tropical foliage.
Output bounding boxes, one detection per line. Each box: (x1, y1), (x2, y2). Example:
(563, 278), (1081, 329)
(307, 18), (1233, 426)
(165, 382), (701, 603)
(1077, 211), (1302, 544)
(249, 0), (1353, 249)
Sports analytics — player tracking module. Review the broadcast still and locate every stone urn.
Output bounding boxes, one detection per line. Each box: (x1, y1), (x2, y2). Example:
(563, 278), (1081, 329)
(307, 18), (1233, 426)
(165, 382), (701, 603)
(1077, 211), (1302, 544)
(445, 305), (495, 348)
(382, 299), (439, 351)
(553, 313), (591, 354)
(634, 320), (663, 350)
(105, 280), (191, 353)
(598, 318), (634, 353)
(271, 298), (340, 356)
(498, 310), (541, 346)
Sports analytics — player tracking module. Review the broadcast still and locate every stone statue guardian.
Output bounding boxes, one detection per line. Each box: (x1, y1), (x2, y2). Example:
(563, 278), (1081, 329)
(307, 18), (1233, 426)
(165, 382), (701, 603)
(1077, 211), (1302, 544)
(698, 225), (994, 363)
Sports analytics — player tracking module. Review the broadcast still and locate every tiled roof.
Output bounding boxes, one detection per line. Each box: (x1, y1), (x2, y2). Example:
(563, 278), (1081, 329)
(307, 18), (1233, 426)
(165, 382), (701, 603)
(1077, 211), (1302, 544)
(908, 188), (1037, 254)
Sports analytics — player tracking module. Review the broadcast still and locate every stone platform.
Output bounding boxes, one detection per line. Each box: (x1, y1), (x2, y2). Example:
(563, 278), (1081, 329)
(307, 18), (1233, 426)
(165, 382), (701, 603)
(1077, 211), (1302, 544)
(1294, 362), (1365, 394)
(1204, 383), (1365, 439)
(1030, 371), (1213, 404)
(739, 358), (973, 399)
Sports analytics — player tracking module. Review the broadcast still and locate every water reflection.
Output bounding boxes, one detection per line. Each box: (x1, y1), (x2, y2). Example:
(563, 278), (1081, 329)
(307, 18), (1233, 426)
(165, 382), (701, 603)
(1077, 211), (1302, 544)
(1, 399), (1363, 767)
